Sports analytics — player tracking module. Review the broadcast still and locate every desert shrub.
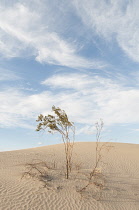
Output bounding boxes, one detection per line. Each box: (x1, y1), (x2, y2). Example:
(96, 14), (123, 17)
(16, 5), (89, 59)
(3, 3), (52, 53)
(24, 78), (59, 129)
(80, 119), (112, 195)
(36, 105), (75, 179)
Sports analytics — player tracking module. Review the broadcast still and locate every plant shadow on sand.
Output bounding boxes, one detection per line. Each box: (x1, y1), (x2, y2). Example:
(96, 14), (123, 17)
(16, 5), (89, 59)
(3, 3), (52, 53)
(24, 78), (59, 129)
(22, 163), (139, 205)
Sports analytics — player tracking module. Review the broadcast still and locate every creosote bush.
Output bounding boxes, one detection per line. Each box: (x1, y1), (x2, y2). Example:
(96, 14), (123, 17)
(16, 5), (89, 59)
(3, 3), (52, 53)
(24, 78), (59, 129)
(36, 105), (75, 179)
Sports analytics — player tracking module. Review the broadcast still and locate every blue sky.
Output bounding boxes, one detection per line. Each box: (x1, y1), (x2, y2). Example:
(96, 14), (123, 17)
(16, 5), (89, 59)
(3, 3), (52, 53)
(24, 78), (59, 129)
(1, 0), (139, 151)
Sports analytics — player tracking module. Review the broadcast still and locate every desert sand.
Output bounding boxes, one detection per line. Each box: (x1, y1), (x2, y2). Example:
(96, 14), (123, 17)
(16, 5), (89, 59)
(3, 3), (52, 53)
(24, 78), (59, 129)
(0, 142), (139, 210)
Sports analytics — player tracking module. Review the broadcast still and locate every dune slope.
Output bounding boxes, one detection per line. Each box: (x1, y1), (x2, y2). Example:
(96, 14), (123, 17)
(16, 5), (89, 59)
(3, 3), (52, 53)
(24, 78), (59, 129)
(0, 142), (139, 210)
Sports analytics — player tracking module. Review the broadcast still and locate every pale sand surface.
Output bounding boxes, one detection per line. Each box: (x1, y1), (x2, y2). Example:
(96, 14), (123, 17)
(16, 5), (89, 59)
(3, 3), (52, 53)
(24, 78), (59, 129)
(0, 142), (139, 210)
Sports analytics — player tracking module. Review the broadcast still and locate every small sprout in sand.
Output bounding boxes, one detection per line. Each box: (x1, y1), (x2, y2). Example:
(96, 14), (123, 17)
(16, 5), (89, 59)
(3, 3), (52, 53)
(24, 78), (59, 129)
(36, 106), (75, 179)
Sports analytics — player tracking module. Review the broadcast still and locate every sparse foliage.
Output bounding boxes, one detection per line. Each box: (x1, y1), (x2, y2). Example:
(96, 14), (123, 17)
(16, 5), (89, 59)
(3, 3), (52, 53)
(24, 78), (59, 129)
(36, 106), (75, 179)
(80, 119), (112, 196)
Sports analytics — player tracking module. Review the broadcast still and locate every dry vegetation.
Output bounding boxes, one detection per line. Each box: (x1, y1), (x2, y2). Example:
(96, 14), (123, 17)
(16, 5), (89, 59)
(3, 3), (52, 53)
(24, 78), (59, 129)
(36, 106), (75, 179)
(79, 120), (113, 195)
(22, 106), (113, 200)
(21, 159), (54, 189)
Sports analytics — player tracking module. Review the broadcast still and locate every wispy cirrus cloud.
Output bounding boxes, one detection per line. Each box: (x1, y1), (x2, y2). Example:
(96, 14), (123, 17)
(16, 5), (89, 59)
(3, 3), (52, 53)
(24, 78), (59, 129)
(41, 73), (119, 91)
(41, 73), (139, 126)
(72, 0), (139, 63)
(0, 68), (20, 81)
(0, 2), (106, 69)
(1, 73), (139, 134)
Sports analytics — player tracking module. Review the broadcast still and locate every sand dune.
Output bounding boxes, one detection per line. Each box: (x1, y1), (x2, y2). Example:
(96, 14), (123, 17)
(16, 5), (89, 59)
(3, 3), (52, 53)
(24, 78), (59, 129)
(0, 142), (139, 210)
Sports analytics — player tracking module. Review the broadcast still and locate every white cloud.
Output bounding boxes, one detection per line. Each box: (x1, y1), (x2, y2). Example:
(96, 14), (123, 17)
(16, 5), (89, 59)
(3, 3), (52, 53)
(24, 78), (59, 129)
(0, 88), (34, 128)
(72, 0), (139, 62)
(0, 68), (20, 81)
(0, 2), (105, 69)
(41, 73), (139, 126)
(1, 1), (139, 66)
(41, 73), (119, 91)
(41, 73), (93, 90)
(132, 129), (139, 132)
(76, 125), (96, 135)
(1, 73), (139, 134)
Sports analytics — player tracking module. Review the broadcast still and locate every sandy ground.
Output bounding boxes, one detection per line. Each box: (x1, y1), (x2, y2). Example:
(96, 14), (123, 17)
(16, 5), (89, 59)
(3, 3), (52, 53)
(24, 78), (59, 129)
(0, 142), (139, 210)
